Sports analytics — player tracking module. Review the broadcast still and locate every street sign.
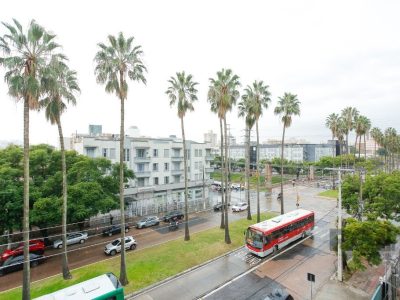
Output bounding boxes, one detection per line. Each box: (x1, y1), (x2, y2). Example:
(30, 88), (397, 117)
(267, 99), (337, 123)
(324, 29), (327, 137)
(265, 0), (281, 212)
(307, 273), (315, 282)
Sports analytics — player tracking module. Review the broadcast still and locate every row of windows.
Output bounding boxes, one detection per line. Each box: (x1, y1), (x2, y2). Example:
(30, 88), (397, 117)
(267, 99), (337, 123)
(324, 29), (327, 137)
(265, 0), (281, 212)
(153, 176), (170, 185)
(152, 163), (170, 171)
(270, 215), (314, 240)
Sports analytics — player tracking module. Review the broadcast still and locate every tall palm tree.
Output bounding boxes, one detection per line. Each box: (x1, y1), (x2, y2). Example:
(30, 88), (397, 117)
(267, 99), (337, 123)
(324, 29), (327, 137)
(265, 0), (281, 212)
(362, 117), (371, 159)
(208, 69), (240, 244)
(238, 96), (255, 220)
(384, 128), (397, 172)
(354, 115), (371, 158)
(166, 71), (198, 241)
(242, 81), (271, 222)
(341, 107), (359, 154)
(0, 19), (62, 299)
(325, 113), (340, 187)
(94, 32), (146, 285)
(40, 58), (80, 279)
(274, 93), (300, 215)
(370, 127), (383, 158)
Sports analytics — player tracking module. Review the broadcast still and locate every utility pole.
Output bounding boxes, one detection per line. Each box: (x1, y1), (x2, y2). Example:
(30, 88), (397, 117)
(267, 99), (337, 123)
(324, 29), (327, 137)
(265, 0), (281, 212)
(325, 167), (354, 282)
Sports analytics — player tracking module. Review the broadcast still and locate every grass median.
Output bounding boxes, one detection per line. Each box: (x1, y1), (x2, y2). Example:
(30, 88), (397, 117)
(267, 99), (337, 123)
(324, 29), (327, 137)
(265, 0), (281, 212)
(2, 212), (276, 299)
(318, 189), (338, 199)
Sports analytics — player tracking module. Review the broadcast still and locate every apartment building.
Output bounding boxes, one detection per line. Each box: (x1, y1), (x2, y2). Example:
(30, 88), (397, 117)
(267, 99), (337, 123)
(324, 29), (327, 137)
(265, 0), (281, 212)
(65, 126), (214, 216)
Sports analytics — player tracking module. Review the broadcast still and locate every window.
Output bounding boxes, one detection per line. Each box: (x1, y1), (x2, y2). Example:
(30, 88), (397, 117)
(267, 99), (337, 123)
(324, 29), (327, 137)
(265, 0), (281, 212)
(164, 176), (169, 184)
(136, 149), (145, 158)
(110, 148), (116, 159)
(164, 163), (169, 171)
(137, 163), (145, 172)
(153, 149), (158, 157)
(137, 178), (145, 187)
(124, 149), (130, 161)
(86, 148), (95, 158)
(102, 148), (108, 158)
(164, 149), (169, 157)
(199, 149), (202, 157)
(199, 161), (203, 169)
(153, 163), (158, 171)
(195, 162), (199, 170)
(195, 149), (199, 157)
(186, 150), (190, 159)
(153, 177), (159, 185)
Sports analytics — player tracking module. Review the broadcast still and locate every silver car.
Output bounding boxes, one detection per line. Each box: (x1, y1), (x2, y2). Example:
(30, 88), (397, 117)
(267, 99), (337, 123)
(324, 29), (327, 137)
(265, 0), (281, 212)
(136, 216), (160, 229)
(104, 236), (137, 256)
(53, 232), (88, 249)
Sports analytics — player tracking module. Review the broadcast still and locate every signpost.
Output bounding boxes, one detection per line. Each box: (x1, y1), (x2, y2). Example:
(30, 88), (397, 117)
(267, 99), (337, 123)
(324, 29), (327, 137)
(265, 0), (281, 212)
(307, 272), (316, 299)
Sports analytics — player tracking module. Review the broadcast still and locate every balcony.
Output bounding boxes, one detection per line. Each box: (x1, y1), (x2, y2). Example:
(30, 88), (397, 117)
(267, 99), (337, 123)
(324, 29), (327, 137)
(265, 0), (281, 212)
(205, 155), (213, 161)
(134, 156), (151, 162)
(171, 156), (183, 161)
(135, 171), (151, 177)
(205, 167), (214, 173)
(171, 169), (184, 175)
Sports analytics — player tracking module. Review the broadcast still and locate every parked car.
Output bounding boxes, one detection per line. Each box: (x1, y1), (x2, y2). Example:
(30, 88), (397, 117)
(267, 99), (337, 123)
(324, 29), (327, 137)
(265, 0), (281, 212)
(0, 253), (46, 276)
(104, 236), (137, 256)
(213, 202), (231, 211)
(136, 216), (160, 229)
(0, 239), (45, 262)
(231, 183), (243, 191)
(53, 232), (88, 249)
(102, 225), (130, 237)
(162, 211), (184, 222)
(232, 202), (248, 212)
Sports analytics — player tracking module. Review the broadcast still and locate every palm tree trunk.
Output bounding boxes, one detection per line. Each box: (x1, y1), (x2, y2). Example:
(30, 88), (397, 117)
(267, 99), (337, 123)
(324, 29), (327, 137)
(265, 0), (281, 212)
(181, 116), (190, 241)
(57, 117), (72, 280)
(332, 134), (335, 189)
(280, 123), (286, 215)
(354, 135), (358, 157)
(119, 91), (128, 286)
(246, 126), (251, 220)
(22, 98), (30, 300)
(219, 118), (225, 229)
(223, 116), (231, 244)
(358, 134), (361, 159)
(364, 134), (367, 158)
(256, 120), (260, 223)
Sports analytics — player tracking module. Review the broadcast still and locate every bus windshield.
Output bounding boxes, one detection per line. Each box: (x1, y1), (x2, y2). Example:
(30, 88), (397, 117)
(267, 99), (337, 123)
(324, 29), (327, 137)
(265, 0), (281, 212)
(246, 228), (263, 249)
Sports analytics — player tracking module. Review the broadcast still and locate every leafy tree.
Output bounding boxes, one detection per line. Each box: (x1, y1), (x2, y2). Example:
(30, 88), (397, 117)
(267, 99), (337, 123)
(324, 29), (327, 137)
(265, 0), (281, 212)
(208, 69), (240, 243)
(94, 32), (146, 285)
(166, 71), (198, 241)
(274, 93), (300, 214)
(1, 19), (63, 299)
(343, 218), (398, 270)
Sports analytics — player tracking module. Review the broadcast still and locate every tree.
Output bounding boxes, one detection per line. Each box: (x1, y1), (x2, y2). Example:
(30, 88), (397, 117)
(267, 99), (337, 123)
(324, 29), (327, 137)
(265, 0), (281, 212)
(208, 69), (240, 244)
(274, 93), (300, 215)
(242, 81), (271, 222)
(166, 71), (198, 241)
(325, 113), (340, 160)
(40, 57), (80, 279)
(0, 19), (63, 299)
(238, 94), (255, 220)
(341, 107), (359, 155)
(370, 127), (383, 158)
(94, 32), (146, 285)
(354, 115), (371, 159)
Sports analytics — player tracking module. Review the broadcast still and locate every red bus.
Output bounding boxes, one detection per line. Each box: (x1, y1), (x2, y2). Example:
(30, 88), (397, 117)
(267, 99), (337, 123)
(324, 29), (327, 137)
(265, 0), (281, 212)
(245, 209), (315, 257)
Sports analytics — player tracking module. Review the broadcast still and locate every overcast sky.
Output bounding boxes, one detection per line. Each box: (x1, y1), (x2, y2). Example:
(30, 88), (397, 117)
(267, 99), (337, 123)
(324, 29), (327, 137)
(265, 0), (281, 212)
(1, 0), (399, 146)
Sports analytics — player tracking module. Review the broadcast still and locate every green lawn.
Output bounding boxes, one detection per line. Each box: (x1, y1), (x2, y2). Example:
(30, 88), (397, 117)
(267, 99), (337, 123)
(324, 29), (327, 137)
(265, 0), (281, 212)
(318, 189), (338, 199)
(2, 212), (276, 299)
(211, 172), (286, 186)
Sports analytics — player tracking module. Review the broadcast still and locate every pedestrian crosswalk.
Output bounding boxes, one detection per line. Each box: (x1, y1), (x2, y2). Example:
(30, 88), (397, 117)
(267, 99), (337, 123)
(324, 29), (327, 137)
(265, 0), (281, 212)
(233, 248), (262, 267)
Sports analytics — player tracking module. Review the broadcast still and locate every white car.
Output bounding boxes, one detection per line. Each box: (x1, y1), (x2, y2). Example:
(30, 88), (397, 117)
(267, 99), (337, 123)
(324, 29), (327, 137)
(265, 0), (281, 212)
(53, 232), (88, 249)
(232, 202), (248, 212)
(104, 236), (137, 256)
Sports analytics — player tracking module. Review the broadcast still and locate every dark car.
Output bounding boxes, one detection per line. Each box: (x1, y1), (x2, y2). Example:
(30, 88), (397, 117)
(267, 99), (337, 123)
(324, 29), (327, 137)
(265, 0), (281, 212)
(162, 211), (184, 222)
(0, 253), (46, 276)
(0, 239), (45, 262)
(213, 202), (231, 211)
(102, 224), (130, 237)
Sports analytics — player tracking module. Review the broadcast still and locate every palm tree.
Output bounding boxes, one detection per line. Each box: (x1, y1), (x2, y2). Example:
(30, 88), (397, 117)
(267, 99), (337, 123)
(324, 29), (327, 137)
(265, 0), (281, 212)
(325, 113), (340, 187)
(274, 93), (300, 215)
(166, 71), (198, 241)
(362, 117), (371, 159)
(354, 115), (371, 158)
(208, 69), (240, 244)
(341, 107), (359, 154)
(40, 58), (80, 279)
(384, 128), (397, 172)
(370, 127), (383, 158)
(0, 19), (63, 299)
(242, 81), (271, 222)
(238, 96), (255, 220)
(94, 32), (146, 285)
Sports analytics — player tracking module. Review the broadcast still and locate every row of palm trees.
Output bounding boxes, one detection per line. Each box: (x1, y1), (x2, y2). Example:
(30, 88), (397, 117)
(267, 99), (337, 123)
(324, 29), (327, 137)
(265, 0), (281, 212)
(370, 127), (400, 172)
(0, 20), (302, 298)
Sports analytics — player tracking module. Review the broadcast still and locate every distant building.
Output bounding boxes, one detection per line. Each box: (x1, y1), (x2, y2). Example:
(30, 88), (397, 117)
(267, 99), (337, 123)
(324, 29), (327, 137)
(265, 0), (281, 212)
(204, 130), (218, 147)
(65, 126), (214, 217)
(89, 125), (102, 136)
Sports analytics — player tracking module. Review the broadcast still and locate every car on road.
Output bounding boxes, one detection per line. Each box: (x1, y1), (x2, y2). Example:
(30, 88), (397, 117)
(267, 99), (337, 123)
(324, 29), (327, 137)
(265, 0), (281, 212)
(162, 210), (184, 222)
(0, 253), (46, 276)
(104, 236), (137, 256)
(213, 202), (231, 211)
(231, 183), (243, 191)
(232, 202), (248, 212)
(136, 216), (160, 229)
(0, 239), (45, 262)
(102, 225), (130, 237)
(53, 232), (88, 249)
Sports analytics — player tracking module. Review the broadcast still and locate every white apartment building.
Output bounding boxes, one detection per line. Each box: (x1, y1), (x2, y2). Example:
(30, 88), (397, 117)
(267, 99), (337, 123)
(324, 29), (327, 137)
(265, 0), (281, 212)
(66, 127), (214, 216)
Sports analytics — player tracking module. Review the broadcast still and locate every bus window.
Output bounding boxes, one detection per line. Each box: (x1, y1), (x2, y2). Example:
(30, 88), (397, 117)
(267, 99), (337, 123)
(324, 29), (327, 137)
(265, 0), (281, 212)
(246, 229), (263, 249)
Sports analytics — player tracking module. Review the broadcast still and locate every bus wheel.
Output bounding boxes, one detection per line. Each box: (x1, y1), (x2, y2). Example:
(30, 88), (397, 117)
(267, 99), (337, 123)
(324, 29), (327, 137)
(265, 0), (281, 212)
(302, 232), (306, 239)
